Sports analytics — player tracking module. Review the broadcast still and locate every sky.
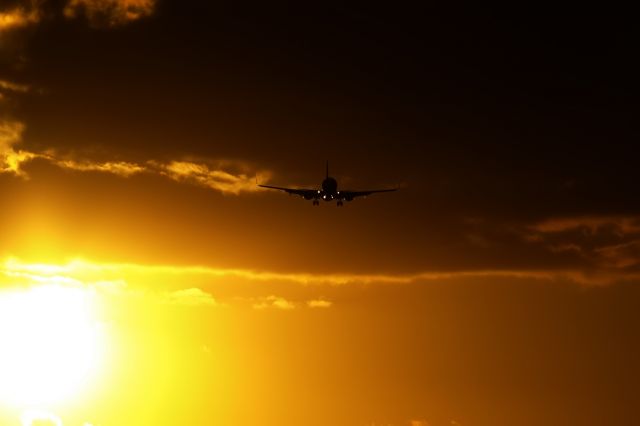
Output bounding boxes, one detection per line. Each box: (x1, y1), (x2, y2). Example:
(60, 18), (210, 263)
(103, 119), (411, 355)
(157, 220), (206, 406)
(1, 2), (639, 425)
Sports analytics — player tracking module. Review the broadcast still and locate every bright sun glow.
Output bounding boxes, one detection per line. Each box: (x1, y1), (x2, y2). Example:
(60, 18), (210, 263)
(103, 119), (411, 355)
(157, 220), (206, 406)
(0, 284), (104, 407)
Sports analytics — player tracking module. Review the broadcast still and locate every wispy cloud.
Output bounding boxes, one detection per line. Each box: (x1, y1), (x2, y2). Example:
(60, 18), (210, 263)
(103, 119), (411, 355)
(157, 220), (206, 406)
(531, 216), (640, 235)
(0, 119), (24, 153)
(52, 157), (145, 177)
(164, 287), (217, 307)
(20, 409), (62, 426)
(3, 256), (635, 298)
(0, 1), (41, 33)
(0, 119), (39, 176)
(0, 121), (268, 193)
(307, 299), (332, 308)
(0, 79), (31, 94)
(523, 215), (640, 272)
(594, 240), (640, 269)
(51, 156), (267, 194)
(64, 0), (156, 27)
(0, 258), (344, 311)
(253, 295), (296, 310)
(1, 0), (156, 51)
(156, 160), (270, 194)
(1, 1), (263, 194)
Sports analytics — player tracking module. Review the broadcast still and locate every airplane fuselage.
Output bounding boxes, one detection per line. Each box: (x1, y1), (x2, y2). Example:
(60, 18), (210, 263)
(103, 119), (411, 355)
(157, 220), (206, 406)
(303, 177), (345, 204)
(321, 177), (338, 200)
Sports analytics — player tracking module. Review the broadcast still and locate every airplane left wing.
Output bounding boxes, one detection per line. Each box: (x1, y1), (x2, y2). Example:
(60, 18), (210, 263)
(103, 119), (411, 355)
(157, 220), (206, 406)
(258, 185), (319, 199)
(337, 188), (397, 200)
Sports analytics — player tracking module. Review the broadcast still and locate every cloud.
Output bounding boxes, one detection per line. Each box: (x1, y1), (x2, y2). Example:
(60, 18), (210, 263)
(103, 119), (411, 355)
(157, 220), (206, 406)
(20, 409), (63, 426)
(523, 216), (640, 273)
(0, 79), (31, 94)
(253, 295), (296, 310)
(594, 240), (640, 269)
(0, 116), (268, 192)
(0, 129), (270, 193)
(52, 157), (145, 177)
(0, 257), (568, 288)
(157, 160), (268, 194)
(164, 287), (217, 306)
(1, 0), (156, 41)
(3, 256), (638, 303)
(531, 216), (640, 235)
(49, 156), (268, 194)
(0, 2), (41, 33)
(64, 0), (156, 27)
(0, 119), (24, 153)
(1, 2), (262, 194)
(307, 299), (332, 308)
(0, 119), (39, 176)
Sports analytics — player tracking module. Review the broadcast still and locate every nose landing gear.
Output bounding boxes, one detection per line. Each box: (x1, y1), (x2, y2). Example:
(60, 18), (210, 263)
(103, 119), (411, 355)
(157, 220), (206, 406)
(337, 200), (343, 207)
(312, 200), (320, 206)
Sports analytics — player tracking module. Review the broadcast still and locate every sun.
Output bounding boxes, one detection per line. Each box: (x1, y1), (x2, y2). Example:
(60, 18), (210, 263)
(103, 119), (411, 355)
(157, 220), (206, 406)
(0, 284), (105, 408)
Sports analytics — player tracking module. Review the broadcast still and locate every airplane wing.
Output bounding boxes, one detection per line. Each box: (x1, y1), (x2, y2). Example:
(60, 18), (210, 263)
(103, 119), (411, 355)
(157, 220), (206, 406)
(338, 188), (397, 200)
(258, 184), (319, 199)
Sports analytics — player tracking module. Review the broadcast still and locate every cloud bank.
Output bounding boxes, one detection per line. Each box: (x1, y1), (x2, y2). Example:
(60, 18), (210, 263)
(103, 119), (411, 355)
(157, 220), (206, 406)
(1, 2), (265, 195)
(0, 1), (41, 33)
(64, 0), (156, 27)
(0, 118), (269, 194)
(524, 215), (640, 273)
(1, 0), (156, 34)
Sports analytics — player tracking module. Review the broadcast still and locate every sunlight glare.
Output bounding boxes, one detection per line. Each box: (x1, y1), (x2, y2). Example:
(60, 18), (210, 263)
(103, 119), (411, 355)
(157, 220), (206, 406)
(20, 409), (63, 426)
(0, 284), (104, 407)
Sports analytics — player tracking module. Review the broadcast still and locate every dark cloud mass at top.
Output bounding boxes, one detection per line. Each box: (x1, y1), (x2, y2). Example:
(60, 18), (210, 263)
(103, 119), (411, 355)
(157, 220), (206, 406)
(1, 2), (640, 281)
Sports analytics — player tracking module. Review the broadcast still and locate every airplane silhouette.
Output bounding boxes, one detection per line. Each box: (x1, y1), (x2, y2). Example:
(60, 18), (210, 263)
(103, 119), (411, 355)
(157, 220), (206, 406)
(258, 161), (397, 206)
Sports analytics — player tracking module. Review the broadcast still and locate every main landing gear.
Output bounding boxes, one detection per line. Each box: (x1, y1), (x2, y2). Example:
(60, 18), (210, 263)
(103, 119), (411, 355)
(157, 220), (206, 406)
(312, 200), (343, 206)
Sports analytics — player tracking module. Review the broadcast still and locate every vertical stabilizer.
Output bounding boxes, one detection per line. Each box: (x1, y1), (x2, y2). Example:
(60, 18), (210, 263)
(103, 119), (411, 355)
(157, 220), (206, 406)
(326, 160), (329, 179)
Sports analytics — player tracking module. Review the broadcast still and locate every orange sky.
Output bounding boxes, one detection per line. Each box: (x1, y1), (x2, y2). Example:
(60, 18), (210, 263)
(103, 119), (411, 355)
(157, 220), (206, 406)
(1, 2), (639, 425)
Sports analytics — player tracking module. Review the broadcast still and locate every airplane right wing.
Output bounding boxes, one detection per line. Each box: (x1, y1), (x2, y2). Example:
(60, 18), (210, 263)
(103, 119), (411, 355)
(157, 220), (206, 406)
(258, 185), (319, 199)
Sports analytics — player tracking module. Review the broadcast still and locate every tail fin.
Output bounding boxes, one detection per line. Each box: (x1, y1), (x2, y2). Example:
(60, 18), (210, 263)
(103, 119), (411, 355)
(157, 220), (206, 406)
(326, 160), (329, 179)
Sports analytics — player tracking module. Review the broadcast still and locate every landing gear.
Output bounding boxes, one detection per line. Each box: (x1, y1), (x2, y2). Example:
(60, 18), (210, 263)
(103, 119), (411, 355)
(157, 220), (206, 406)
(337, 200), (343, 207)
(312, 200), (319, 206)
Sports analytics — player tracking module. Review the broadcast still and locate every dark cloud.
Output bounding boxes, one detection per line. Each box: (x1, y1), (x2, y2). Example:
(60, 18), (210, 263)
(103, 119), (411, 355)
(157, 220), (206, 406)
(521, 216), (640, 274)
(64, 0), (156, 27)
(2, 3), (640, 281)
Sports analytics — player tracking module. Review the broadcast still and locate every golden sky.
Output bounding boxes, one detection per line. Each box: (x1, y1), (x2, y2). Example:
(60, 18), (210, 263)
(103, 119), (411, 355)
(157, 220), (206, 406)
(1, 2), (639, 425)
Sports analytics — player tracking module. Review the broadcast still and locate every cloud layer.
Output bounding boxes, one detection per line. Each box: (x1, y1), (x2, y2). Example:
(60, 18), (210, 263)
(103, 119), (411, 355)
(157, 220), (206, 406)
(0, 1), (41, 33)
(64, 0), (156, 27)
(0, 0), (156, 34)
(0, 118), (269, 193)
(524, 216), (640, 273)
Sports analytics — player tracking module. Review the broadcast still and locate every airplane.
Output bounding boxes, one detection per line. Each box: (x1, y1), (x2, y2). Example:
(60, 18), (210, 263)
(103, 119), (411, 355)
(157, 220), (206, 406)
(258, 161), (397, 206)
